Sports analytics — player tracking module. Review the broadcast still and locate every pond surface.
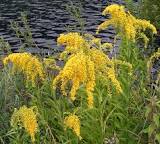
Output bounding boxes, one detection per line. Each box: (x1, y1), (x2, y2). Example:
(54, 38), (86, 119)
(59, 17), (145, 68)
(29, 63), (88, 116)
(0, 0), (124, 54)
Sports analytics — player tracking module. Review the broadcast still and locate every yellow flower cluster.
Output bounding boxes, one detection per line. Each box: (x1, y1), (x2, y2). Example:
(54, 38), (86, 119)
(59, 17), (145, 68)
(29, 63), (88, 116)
(57, 32), (87, 54)
(90, 48), (112, 70)
(97, 4), (157, 44)
(64, 114), (81, 140)
(43, 57), (60, 70)
(3, 53), (45, 86)
(90, 48), (123, 93)
(101, 42), (113, 49)
(53, 52), (95, 108)
(11, 106), (38, 143)
(106, 67), (122, 93)
(54, 33), (124, 108)
(84, 33), (113, 50)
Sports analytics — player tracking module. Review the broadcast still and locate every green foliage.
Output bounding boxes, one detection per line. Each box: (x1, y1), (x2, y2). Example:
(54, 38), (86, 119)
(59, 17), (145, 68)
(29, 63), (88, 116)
(125, 0), (160, 29)
(0, 37), (11, 54)
(64, 1), (86, 33)
(139, 0), (160, 29)
(1, 40), (159, 143)
(10, 12), (37, 52)
(0, 67), (27, 143)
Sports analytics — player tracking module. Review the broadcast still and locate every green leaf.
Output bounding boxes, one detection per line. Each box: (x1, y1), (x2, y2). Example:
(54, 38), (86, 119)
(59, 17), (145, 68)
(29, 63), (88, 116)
(156, 133), (160, 143)
(145, 106), (151, 118)
(148, 124), (155, 137)
(153, 114), (160, 127)
(142, 127), (149, 134)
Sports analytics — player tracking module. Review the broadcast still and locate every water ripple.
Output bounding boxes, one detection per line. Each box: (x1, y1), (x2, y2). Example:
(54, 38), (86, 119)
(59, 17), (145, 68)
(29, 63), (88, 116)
(0, 0), (124, 54)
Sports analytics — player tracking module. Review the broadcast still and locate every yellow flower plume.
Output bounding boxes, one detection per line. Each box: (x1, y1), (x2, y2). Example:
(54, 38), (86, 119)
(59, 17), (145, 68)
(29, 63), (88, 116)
(54, 32), (126, 108)
(3, 52), (45, 86)
(64, 114), (82, 140)
(53, 52), (95, 107)
(97, 4), (157, 45)
(57, 32), (87, 54)
(11, 106), (38, 143)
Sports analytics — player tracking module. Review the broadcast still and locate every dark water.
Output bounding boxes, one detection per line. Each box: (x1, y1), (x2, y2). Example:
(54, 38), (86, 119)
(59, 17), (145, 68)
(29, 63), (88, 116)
(0, 0), (125, 54)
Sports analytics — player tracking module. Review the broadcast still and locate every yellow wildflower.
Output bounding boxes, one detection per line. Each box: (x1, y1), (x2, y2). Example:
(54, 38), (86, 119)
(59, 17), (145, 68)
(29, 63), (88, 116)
(43, 57), (60, 70)
(135, 19), (157, 34)
(90, 48), (112, 71)
(43, 57), (56, 67)
(53, 53), (87, 99)
(101, 42), (113, 49)
(64, 114), (81, 140)
(102, 4), (125, 16)
(87, 92), (94, 108)
(91, 38), (113, 50)
(54, 32), (124, 108)
(11, 106), (38, 143)
(3, 53), (45, 86)
(53, 52), (95, 103)
(91, 38), (101, 46)
(86, 58), (95, 108)
(57, 33), (87, 53)
(106, 67), (122, 93)
(97, 4), (157, 44)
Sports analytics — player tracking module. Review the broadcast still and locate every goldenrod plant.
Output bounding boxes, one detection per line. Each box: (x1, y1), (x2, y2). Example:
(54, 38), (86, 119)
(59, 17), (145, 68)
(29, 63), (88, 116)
(11, 106), (38, 143)
(97, 4), (157, 46)
(0, 3), (159, 144)
(64, 114), (82, 140)
(53, 32), (130, 108)
(3, 53), (45, 87)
